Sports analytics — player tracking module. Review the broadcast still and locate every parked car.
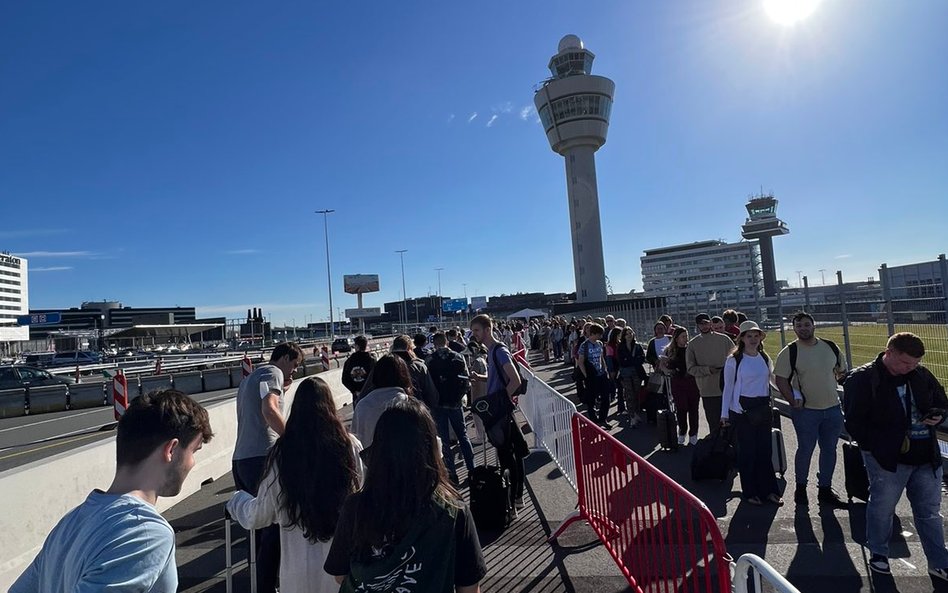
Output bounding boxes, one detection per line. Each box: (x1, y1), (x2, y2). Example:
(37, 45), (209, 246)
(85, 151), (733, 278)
(331, 338), (352, 353)
(0, 365), (77, 389)
(45, 351), (103, 369)
(22, 352), (56, 367)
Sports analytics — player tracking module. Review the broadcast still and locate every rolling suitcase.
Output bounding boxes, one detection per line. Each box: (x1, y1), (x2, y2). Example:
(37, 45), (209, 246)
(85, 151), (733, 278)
(772, 406), (782, 430)
(771, 428), (787, 477)
(224, 509), (257, 593)
(657, 378), (679, 450)
(843, 440), (870, 502)
(469, 442), (513, 531)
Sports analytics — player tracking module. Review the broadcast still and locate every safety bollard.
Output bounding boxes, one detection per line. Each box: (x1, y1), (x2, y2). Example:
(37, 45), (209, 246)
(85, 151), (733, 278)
(112, 370), (128, 422)
(154, 357), (162, 375)
(241, 355), (253, 378)
(74, 365), (81, 384)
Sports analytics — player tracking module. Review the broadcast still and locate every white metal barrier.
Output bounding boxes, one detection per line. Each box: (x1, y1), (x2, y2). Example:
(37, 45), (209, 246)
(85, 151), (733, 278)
(518, 367), (578, 491)
(732, 554), (802, 593)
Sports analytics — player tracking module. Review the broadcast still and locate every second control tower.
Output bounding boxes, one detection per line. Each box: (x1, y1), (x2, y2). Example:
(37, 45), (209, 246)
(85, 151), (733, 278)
(741, 193), (790, 297)
(535, 35), (614, 303)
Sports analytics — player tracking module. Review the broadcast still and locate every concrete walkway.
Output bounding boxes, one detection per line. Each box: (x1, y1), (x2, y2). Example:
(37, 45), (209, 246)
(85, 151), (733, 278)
(165, 353), (948, 592)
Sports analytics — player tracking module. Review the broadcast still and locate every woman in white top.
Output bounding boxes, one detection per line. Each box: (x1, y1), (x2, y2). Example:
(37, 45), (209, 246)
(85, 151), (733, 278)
(228, 377), (365, 593)
(720, 321), (781, 506)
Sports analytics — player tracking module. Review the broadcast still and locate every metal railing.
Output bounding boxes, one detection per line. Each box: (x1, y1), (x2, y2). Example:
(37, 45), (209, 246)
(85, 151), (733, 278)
(518, 367), (578, 491)
(550, 413), (731, 593)
(731, 553), (802, 593)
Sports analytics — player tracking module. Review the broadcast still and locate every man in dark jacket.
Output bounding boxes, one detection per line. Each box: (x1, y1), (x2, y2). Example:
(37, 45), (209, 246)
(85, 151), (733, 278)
(844, 332), (948, 579)
(341, 335), (376, 406)
(428, 333), (474, 484)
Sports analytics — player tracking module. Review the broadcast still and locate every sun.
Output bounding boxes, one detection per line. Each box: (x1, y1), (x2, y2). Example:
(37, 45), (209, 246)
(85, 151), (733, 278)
(762, 0), (821, 26)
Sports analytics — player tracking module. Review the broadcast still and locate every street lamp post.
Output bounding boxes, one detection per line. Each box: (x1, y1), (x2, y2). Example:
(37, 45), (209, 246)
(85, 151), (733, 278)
(435, 267), (444, 324)
(396, 250), (408, 326)
(316, 209), (335, 339)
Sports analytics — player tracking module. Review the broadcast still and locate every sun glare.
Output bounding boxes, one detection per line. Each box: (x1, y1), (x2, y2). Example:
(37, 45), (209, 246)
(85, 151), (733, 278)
(763, 0), (821, 26)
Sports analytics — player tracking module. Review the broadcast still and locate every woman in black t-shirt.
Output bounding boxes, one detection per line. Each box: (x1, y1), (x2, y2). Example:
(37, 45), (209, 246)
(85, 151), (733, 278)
(325, 397), (487, 593)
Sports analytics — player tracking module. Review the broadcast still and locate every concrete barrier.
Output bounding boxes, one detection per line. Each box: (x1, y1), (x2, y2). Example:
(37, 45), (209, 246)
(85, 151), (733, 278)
(27, 385), (68, 414)
(173, 371), (204, 395)
(0, 368), (348, 591)
(228, 366), (243, 388)
(140, 374), (173, 396)
(202, 368), (231, 392)
(0, 389), (27, 418)
(71, 383), (107, 409)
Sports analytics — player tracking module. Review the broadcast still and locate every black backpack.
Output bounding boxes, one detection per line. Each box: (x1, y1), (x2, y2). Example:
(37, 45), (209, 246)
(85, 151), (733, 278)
(428, 351), (470, 408)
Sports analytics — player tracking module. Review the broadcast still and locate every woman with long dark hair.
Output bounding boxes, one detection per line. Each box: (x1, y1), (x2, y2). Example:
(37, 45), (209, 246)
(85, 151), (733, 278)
(351, 353), (412, 448)
(662, 326), (701, 446)
(325, 397), (487, 592)
(228, 377), (364, 593)
(617, 327), (647, 426)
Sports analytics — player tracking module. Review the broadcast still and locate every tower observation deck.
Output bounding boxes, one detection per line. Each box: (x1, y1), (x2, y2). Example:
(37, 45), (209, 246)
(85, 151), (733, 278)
(534, 35), (615, 303)
(740, 193), (789, 297)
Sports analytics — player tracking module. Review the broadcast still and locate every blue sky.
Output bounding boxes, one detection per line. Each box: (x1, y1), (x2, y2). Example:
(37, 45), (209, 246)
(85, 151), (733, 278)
(2, 1), (946, 326)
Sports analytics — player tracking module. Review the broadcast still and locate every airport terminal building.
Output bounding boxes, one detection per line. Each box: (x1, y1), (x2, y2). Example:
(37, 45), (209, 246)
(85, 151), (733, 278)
(641, 240), (763, 310)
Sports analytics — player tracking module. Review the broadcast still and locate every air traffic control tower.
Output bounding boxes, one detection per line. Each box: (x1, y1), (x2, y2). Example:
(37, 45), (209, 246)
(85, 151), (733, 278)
(535, 35), (614, 303)
(741, 194), (789, 297)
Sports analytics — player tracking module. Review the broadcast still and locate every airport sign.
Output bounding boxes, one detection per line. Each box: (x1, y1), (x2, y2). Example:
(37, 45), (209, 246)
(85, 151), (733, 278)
(345, 307), (381, 319)
(17, 312), (62, 325)
(442, 298), (468, 313)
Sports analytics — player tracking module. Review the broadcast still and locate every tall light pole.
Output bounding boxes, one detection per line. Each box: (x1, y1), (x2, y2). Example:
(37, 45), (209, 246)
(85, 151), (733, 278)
(435, 267), (444, 323)
(819, 269), (827, 286)
(396, 250), (408, 326)
(316, 209), (335, 339)
(795, 270), (803, 288)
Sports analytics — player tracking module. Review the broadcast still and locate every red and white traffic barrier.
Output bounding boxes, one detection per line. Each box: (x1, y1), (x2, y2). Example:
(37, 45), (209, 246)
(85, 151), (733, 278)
(74, 365), (81, 384)
(112, 370), (128, 422)
(320, 347), (330, 371)
(154, 357), (162, 375)
(241, 355), (253, 378)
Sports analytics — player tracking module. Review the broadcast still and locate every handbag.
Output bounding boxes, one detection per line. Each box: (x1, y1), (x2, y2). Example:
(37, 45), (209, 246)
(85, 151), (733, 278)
(646, 371), (665, 394)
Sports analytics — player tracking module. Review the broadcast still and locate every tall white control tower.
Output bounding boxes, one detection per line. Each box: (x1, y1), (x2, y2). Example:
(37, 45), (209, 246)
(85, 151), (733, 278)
(535, 35), (614, 303)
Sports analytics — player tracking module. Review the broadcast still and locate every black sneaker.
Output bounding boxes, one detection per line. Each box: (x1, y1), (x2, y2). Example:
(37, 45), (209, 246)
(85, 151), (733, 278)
(794, 485), (808, 506)
(869, 554), (890, 575)
(818, 487), (849, 509)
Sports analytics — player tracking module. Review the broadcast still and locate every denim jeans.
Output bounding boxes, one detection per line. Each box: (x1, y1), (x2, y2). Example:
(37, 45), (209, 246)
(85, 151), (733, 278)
(433, 406), (475, 477)
(862, 452), (948, 568)
(790, 405), (844, 487)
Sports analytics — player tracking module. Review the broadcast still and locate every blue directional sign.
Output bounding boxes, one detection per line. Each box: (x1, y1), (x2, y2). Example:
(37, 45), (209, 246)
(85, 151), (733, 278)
(442, 298), (468, 313)
(16, 312), (62, 325)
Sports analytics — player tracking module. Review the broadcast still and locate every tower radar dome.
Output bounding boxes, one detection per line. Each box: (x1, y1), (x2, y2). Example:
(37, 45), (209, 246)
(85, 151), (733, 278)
(558, 34), (584, 53)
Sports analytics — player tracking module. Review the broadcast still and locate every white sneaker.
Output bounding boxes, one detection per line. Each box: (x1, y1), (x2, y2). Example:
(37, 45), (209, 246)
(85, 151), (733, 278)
(678, 433), (687, 446)
(689, 435), (699, 446)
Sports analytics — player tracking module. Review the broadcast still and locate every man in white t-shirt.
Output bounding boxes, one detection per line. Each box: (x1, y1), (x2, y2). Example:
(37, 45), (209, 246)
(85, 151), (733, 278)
(12, 390), (213, 592)
(233, 341), (303, 593)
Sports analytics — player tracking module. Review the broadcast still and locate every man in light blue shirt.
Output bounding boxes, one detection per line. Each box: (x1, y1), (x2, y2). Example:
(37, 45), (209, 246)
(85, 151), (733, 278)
(11, 390), (214, 592)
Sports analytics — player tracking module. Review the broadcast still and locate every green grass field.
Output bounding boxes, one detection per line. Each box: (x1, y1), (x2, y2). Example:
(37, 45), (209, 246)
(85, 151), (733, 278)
(798, 323), (948, 386)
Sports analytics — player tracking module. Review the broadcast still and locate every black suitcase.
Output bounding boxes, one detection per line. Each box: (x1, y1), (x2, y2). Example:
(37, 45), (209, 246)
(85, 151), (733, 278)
(657, 386), (678, 450)
(772, 406), (782, 430)
(224, 509), (257, 593)
(470, 444), (513, 530)
(691, 429), (734, 480)
(843, 441), (870, 502)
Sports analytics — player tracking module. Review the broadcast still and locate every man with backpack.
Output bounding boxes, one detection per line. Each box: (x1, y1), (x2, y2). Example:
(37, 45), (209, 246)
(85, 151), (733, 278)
(469, 314), (529, 513)
(428, 332), (475, 484)
(341, 335), (376, 406)
(774, 311), (848, 508)
(843, 332), (948, 579)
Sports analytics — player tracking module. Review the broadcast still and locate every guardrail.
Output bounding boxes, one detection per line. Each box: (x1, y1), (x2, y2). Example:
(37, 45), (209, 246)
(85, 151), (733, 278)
(550, 413), (731, 593)
(731, 553), (801, 593)
(518, 368), (578, 491)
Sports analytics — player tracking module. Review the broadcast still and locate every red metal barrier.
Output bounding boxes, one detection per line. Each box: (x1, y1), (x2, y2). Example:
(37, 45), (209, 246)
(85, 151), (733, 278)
(550, 413), (731, 593)
(112, 370), (128, 422)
